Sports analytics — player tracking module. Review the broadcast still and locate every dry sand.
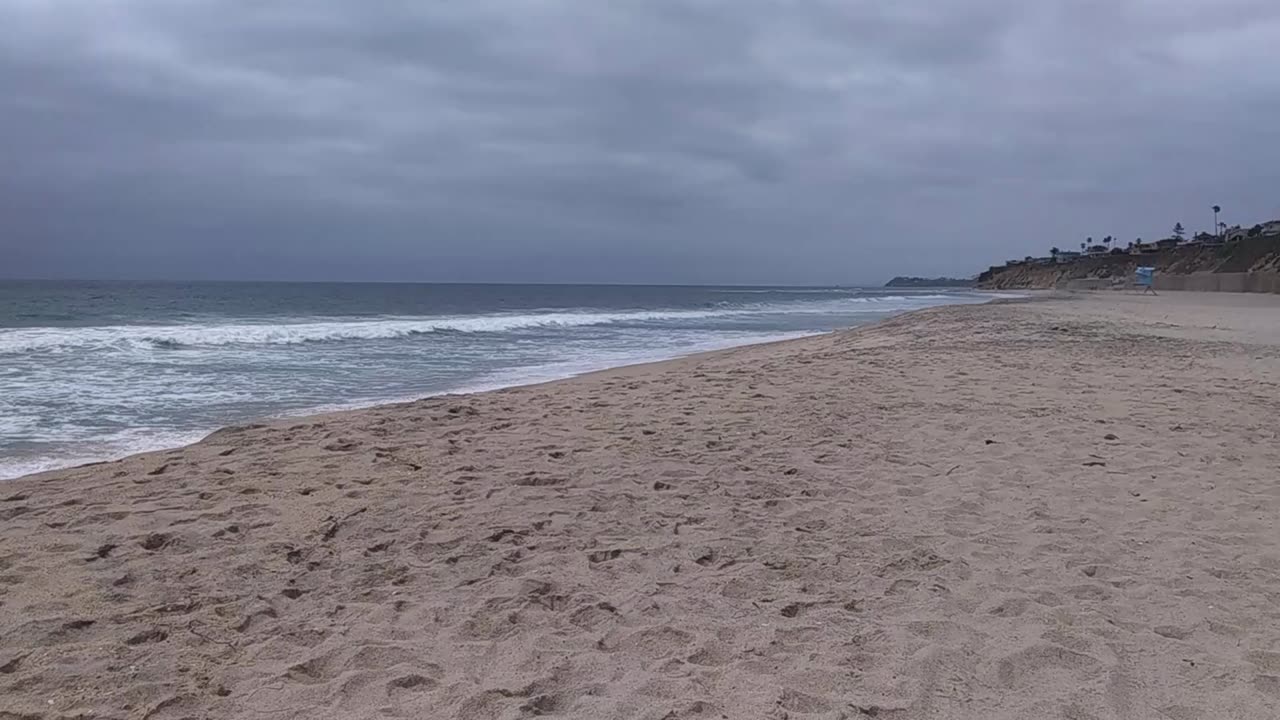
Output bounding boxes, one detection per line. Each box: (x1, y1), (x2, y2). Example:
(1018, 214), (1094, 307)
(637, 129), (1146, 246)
(3, 292), (1280, 720)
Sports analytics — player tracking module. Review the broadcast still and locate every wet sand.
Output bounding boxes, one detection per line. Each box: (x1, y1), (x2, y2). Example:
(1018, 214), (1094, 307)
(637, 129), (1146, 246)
(3, 292), (1280, 719)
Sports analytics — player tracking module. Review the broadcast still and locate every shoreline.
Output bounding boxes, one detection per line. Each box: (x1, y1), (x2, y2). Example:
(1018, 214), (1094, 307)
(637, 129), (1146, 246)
(5, 295), (1019, 483)
(6, 291), (1278, 718)
(4, 329), (828, 483)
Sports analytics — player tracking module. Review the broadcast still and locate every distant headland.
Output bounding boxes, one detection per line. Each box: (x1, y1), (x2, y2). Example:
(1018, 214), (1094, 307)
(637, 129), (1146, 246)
(884, 276), (976, 288)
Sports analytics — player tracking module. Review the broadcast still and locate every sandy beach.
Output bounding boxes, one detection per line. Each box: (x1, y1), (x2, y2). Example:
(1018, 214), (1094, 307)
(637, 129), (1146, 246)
(3, 292), (1280, 720)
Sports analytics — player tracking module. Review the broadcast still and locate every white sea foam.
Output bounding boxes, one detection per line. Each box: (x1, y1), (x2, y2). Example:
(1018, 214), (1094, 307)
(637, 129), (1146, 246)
(0, 290), (992, 480)
(0, 428), (210, 481)
(0, 330), (820, 480)
(0, 295), (961, 354)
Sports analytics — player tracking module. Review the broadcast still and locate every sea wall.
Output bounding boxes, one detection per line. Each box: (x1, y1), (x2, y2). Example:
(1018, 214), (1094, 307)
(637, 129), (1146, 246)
(1154, 272), (1280, 293)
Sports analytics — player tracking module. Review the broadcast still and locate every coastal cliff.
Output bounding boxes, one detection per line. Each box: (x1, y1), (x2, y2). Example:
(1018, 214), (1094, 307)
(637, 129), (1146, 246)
(978, 236), (1280, 291)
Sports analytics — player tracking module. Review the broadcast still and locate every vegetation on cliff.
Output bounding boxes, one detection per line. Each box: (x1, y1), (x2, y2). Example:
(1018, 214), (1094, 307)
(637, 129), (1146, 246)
(978, 235), (1280, 290)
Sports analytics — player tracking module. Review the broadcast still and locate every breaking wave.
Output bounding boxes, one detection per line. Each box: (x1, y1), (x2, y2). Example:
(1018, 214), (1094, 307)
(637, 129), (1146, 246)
(0, 295), (955, 354)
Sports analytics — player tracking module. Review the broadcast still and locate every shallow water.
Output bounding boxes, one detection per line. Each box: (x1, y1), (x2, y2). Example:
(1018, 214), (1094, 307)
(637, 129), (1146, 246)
(0, 281), (997, 478)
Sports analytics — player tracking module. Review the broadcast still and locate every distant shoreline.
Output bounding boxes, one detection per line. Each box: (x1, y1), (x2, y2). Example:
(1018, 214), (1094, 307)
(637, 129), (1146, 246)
(883, 276), (976, 288)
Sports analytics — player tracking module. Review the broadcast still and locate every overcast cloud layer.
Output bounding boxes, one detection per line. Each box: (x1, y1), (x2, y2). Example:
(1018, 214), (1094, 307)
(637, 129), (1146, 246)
(3, 1), (1279, 284)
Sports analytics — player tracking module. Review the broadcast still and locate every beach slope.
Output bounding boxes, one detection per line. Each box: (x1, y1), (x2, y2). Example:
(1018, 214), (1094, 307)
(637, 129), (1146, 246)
(3, 293), (1280, 719)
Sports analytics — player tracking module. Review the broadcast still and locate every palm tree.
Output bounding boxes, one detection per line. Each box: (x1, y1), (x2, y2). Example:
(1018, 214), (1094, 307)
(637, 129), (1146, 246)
(1212, 205), (1221, 239)
(1080, 241), (1087, 252)
(1050, 247), (1060, 263)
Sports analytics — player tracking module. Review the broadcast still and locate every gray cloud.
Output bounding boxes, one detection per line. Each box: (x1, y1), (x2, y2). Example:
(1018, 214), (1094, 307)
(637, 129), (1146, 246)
(3, 0), (1279, 283)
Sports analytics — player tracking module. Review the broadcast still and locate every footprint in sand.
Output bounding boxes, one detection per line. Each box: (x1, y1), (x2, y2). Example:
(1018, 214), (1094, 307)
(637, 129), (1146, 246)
(139, 533), (175, 551)
(287, 651), (343, 685)
(687, 642), (733, 667)
(126, 628), (168, 646)
(1246, 651), (1280, 674)
(612, 626), (693, 659)
(996, 644), (1100, 688)
(1254, 675), (1280, 698)
(778, 688), (833, 714)
(386, 664), (445, 697)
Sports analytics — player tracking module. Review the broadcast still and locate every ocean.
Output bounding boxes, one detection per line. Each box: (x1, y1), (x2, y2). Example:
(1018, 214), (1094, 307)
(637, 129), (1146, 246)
(0, 281), (997, 479)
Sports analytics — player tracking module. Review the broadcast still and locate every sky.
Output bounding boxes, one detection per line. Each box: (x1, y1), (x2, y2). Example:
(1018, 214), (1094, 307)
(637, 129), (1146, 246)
(3, 1), (1279, 285)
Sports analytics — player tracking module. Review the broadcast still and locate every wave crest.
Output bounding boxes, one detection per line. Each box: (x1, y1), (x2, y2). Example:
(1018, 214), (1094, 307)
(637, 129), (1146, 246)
(1, 309), (735, 353)
(0, 294), (965, 354)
